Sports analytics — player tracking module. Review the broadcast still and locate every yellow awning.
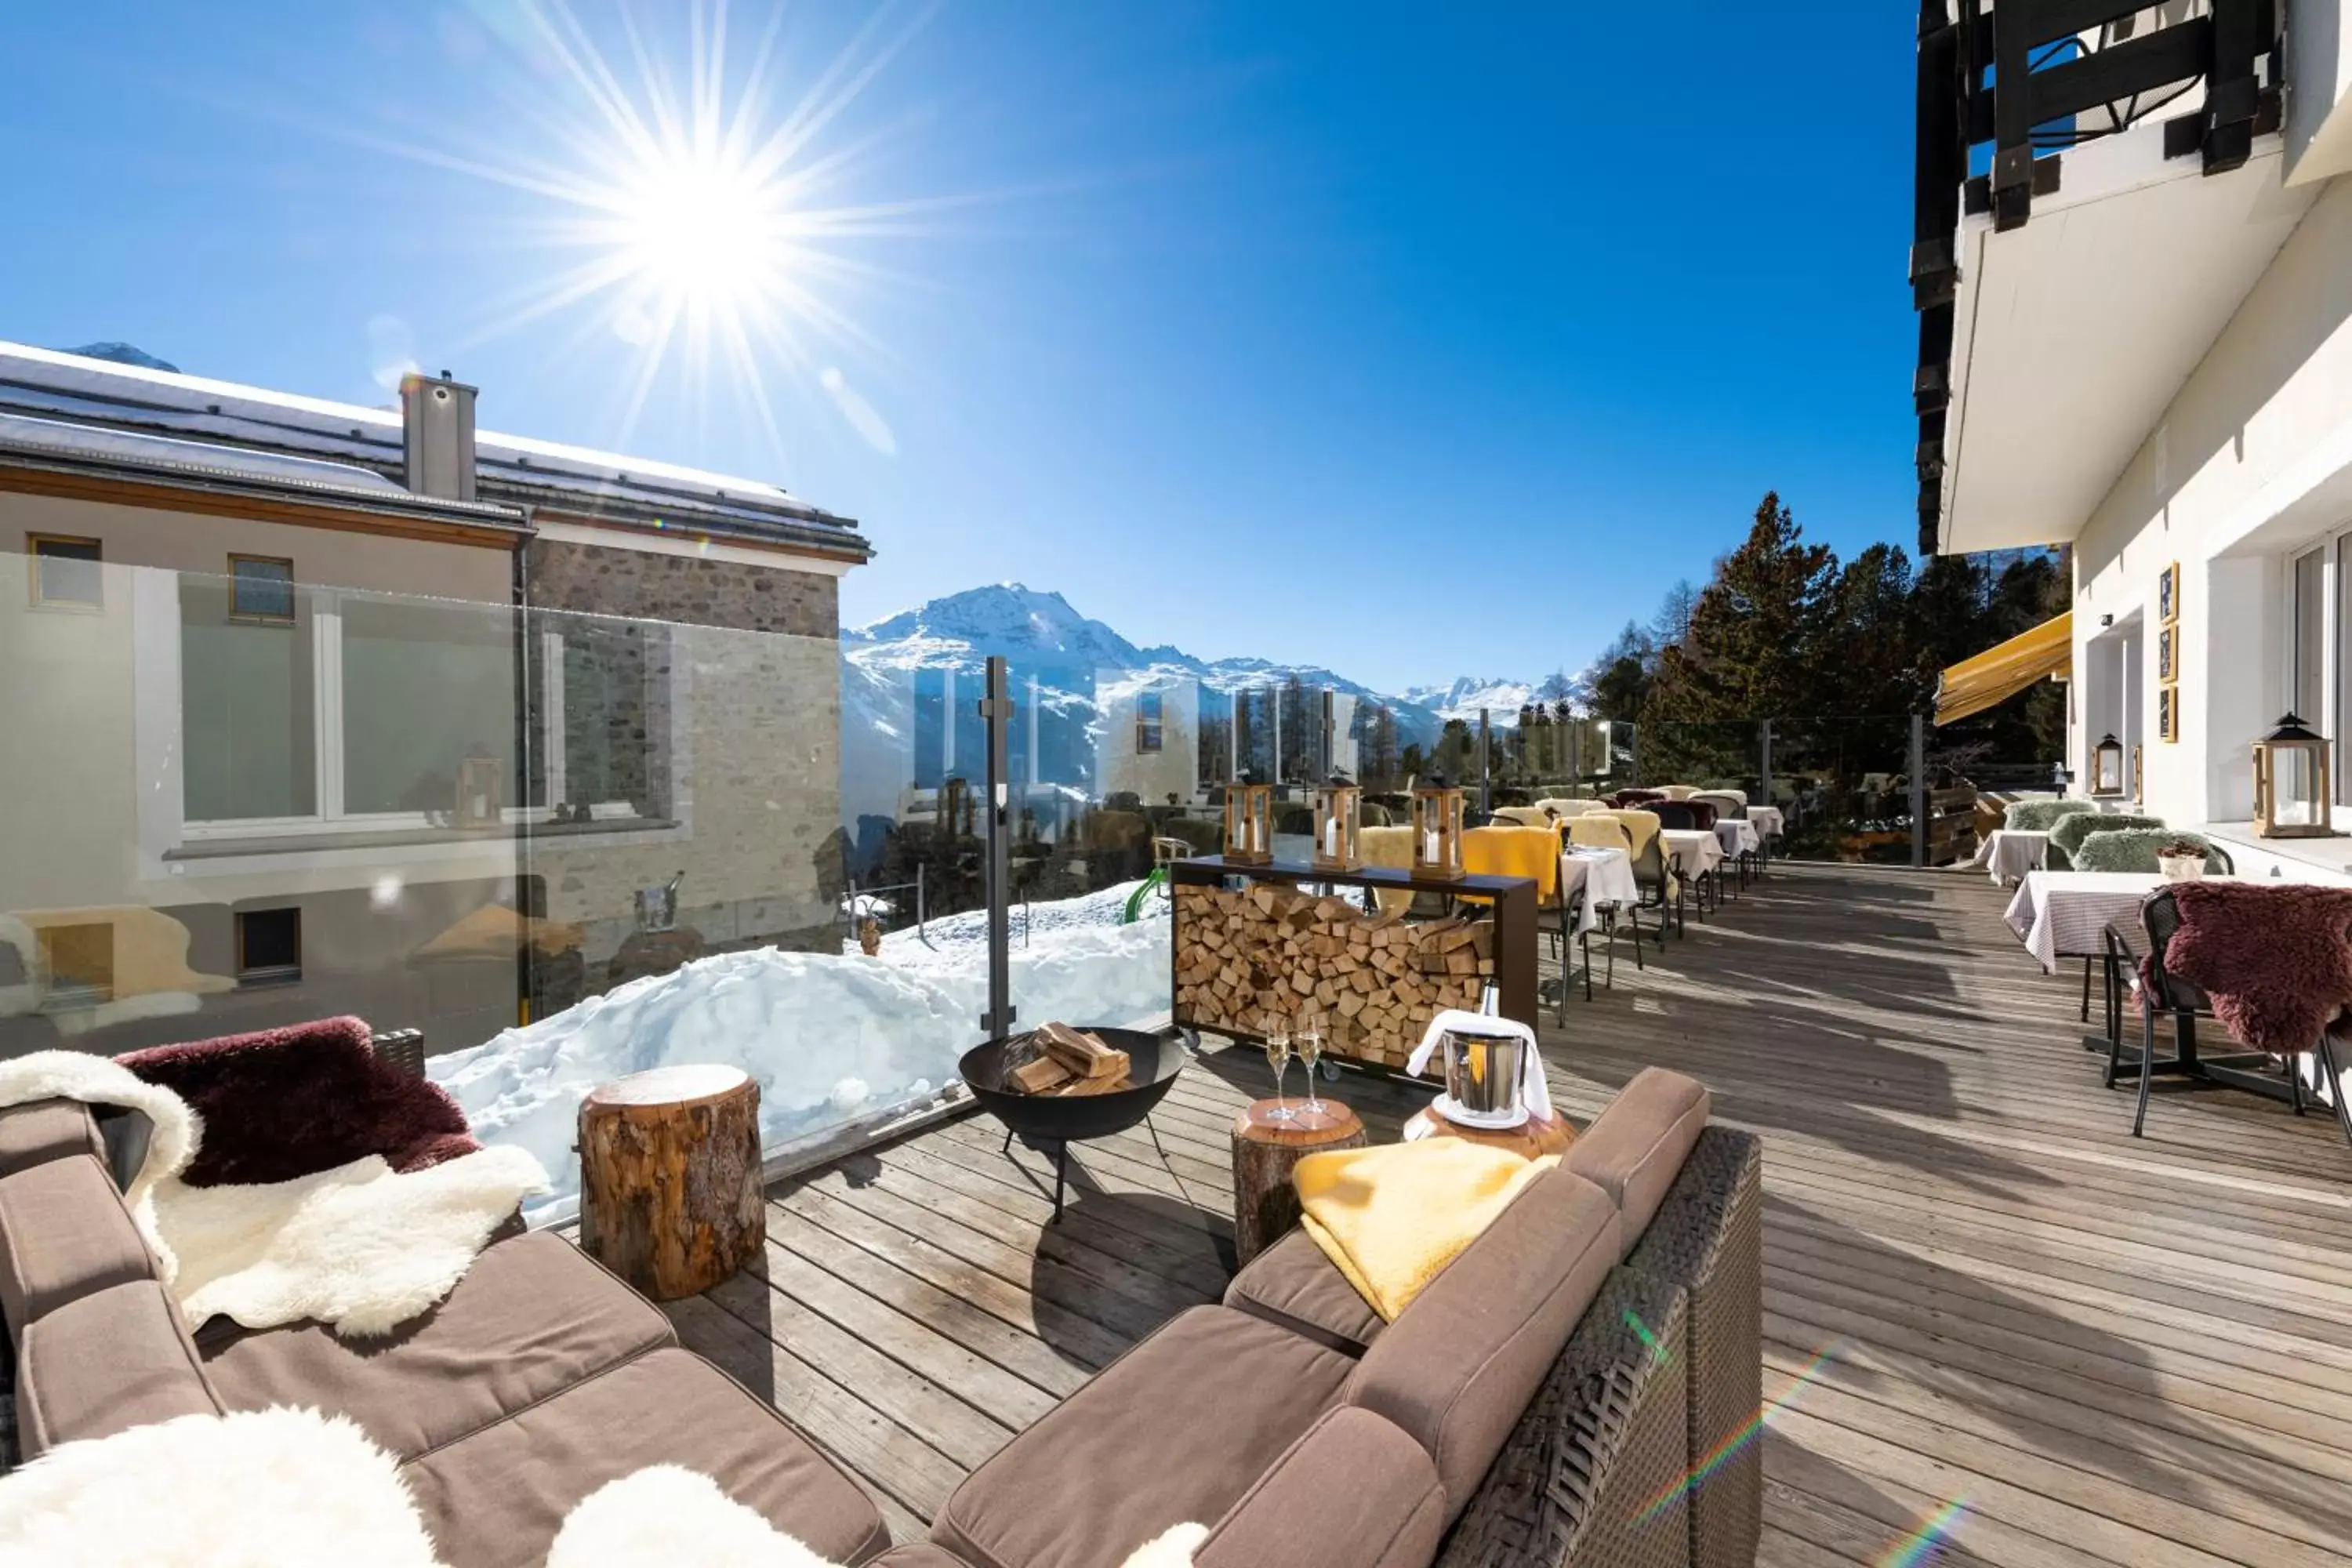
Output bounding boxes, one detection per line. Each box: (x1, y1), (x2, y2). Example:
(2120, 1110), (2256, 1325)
(1936, 611), (2071, 725)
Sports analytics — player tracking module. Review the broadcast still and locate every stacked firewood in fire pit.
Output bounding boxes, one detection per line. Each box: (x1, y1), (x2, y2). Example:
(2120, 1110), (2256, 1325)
(1003, 1022), (1134, 1096)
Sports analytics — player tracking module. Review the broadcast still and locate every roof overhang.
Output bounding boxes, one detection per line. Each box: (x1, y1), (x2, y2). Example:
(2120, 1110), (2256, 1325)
(1936, 131), (2312, 554)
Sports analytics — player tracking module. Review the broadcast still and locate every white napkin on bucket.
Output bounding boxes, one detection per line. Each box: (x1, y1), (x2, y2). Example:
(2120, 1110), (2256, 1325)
(1408, 1011), (1552, 1123)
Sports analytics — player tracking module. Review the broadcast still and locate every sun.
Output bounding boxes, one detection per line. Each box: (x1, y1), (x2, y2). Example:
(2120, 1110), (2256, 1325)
(612, 147), (786, 314)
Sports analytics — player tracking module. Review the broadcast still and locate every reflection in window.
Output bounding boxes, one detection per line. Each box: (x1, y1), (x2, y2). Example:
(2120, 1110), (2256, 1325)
(29, 534), (103, 609)
(1136, 690), (1163, 754)
(182, 577), (316, 820)
(342, 597), (517, 818)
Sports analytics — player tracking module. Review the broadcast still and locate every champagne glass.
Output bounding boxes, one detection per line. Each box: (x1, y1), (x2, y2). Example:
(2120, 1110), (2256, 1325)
(1263, 1014), (1294, 1121)
(1298, 1014), (1327, 1117)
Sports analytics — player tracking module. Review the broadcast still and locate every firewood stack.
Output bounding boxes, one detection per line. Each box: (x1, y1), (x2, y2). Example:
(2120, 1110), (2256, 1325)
(1004, 1022), (1134, 1097)
(1173, 882), (1492, 1073)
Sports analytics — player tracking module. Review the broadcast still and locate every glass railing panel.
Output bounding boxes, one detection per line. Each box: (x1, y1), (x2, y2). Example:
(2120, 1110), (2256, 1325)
(0, 557), (524, 1070)
(1756, 714), (1917, 862)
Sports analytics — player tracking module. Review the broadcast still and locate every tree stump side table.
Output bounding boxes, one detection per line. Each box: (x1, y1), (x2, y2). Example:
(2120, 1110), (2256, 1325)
(579, 1064), (764, 1301)
(1231, 1099), (1366, 1267)
(1401, 1105), (1577, 1160)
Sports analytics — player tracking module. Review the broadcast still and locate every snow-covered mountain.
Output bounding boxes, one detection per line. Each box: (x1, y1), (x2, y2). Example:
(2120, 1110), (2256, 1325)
(1397, 672), (1592, 725)
(58, 341), (180, 373)
(838, 583), (1599, 833)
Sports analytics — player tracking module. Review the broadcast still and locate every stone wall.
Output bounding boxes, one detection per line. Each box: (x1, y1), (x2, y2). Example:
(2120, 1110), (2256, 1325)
(522, 539), (849, 1004)
(527, 538), (838, 638)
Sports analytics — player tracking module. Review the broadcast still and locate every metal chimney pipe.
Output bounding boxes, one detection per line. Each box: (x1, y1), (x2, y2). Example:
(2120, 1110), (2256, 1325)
(400, 371), (479, 502)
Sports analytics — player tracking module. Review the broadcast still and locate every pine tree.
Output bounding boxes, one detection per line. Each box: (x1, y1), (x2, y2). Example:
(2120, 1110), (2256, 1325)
(1649, 492), (1837, 721)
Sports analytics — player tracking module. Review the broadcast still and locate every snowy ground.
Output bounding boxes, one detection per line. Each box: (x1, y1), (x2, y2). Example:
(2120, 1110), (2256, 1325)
(433, 881), (1170, 1227)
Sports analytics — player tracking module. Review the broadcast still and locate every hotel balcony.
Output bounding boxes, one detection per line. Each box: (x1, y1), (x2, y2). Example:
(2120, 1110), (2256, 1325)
(1911, 0), (2308, 556)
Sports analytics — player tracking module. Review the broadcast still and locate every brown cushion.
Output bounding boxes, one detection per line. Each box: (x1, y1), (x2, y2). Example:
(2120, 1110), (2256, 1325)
(867, 1548), (975, 1567)
(17, 1279), (222, 1457)
(1343, 1168), (1620, 1515)
(400, 1348), (888, 1568)
(934, 1305), (1356, 1568)
(0, 1101), (103, 1177)
(200, 1231), (676, 1460)
(1194, 1407), (1446, 1568)
(0, 1155), (155, 1344)
(1566, 1068), (1711, 1249)
(1223, 1228), (1385, 1356)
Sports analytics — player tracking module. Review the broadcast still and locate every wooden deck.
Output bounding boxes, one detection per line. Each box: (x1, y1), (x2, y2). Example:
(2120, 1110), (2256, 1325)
(670, 863), (2352, 1566)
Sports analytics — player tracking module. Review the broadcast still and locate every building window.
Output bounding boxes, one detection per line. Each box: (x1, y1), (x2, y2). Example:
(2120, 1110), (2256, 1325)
(27, 533), (103, 609)
(1136, 690), (1164, 754)
(228, 555), (296, 623)
(234, 907), (303, 986)
(180, 575), (318, 821)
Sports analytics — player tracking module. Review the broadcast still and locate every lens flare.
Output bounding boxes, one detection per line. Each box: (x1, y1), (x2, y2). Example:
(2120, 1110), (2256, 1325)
(1635, 1339), (1846, 1525)
(1879, 1497), (1969, 1567)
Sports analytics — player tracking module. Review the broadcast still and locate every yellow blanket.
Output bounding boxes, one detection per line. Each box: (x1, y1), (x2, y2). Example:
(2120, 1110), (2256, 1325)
(1294, 1138), (1559, 1321)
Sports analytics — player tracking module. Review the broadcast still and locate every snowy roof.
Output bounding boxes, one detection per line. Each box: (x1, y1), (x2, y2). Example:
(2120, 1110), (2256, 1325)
(0, 343), (868, 557)
(0, 409), (524, 526)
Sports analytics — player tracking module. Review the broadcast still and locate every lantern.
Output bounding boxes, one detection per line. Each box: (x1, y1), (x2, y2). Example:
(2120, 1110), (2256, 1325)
(1412, 779), (1465, 879)
(2252, 713), (2335, 839)
(456, 748), (503, 829)
(1312, 775), (1361, 871)
(1224, 778), (1274, 864)
(2090, 734), (2125, 797)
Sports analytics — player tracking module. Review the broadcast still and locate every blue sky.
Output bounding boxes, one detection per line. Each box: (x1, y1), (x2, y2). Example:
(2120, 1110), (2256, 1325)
(0, 1), (1915, 692)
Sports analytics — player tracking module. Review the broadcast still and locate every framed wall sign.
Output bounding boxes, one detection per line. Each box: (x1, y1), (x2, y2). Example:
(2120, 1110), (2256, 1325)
(2158, 562), (2180, 625)
(2157, 625), (2176, 683)
(2158, 683), (2180, 743)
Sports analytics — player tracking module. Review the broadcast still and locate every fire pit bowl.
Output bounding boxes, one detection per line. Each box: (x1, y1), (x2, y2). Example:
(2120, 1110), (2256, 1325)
(958, 1025), (1185, 1220)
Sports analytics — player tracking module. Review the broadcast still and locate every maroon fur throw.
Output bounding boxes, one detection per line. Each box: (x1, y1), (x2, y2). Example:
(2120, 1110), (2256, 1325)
(2154, 883), (2352, 1058)
(116, 1016), (477, 1187)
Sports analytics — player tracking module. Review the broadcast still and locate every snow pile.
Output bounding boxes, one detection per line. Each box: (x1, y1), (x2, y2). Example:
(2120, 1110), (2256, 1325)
(432, 896), (1171, 1227)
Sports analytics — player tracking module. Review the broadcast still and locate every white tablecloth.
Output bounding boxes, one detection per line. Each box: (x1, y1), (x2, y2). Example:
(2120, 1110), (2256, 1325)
(1974, 829), (2049, 885)
(1560, 848), (1638, 937)
(1661, 829), (1726, 882)
(2002, 870), (2161, 973)
(1714, 818), (1761, 858)
(1747, 806), (1784, 841)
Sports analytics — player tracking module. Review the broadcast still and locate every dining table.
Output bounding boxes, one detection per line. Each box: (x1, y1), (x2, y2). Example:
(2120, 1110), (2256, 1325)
(1973, 828), (2049, 886)
(2002, 869), (2163, 975)
(1559, 845), (1639, 938)
(1713, 818), (1762, 860)
(1746, 805), (1785, 843)
(1661, 828), (1726, 884)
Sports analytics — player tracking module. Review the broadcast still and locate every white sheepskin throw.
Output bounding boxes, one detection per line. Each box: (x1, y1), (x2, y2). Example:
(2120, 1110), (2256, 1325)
(158, 1144), (550, 1338)
(0, 1407), (444, 1568)
(546, 1468), (1208, 1568)
(549, 1466), (840, 1568)
(0, 1050), (201, 1282)
(0, 1047), (546, 1338)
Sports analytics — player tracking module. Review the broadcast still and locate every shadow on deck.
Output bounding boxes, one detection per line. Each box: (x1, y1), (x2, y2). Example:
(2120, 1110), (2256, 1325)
(673, 862), (2352, 1566)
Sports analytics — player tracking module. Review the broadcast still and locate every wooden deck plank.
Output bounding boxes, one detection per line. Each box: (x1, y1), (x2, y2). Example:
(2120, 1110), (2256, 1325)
(697, 863), (2352, 1564)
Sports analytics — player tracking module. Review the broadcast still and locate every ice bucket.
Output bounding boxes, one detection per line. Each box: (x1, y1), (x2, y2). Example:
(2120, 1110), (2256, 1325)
(1440, 1021), (1526, 1120)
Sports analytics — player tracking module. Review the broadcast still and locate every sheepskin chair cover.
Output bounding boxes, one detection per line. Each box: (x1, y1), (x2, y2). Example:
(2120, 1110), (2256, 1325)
(2157, 883), (2352, 1057)
(118, 1016), (476, 1186)
(2004, 799), (2095, 833)
(2073, 828), (2228, 875)
(2045, 811), (2165, 869)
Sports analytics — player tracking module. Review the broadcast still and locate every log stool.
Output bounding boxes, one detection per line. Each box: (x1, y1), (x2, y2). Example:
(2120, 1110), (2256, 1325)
(1231, 1099), (1366, 1267)
(579, 1065), (764, 1301)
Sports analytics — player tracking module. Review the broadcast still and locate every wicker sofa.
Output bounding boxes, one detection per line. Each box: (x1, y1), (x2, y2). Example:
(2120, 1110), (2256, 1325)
(2, 1058), (1759, 1568)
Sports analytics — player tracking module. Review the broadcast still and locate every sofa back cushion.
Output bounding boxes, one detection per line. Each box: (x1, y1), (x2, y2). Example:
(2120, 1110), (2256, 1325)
(16, 1279), (221, 1457)
(1566, 1067), (1711, 1252)
(1342, 1167), (1620, 1515)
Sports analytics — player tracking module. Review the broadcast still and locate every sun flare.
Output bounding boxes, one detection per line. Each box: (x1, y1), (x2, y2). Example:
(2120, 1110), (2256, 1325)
(349, 0), (953, 457)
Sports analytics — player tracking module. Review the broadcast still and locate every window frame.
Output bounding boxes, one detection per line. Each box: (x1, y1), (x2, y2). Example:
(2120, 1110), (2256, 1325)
(234, 906), (303, 988)
(2280, 531), (2352, 808)
(27, 532), (104, 611)
(227, 554), (298, 625)
(1135, 689), (1164, 755)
